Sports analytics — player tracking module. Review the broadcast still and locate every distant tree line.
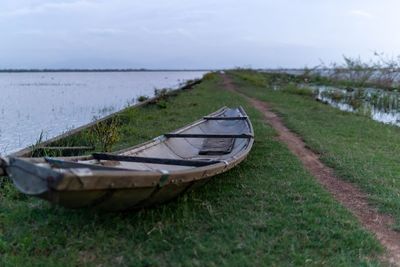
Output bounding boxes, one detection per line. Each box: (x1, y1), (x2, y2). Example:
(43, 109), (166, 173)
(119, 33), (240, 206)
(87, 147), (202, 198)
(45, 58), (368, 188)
(0, 68), (212, 73)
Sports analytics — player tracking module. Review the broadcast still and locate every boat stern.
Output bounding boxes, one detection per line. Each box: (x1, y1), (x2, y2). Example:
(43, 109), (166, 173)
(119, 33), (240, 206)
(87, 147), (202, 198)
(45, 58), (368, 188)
(6, 157), (63, 195)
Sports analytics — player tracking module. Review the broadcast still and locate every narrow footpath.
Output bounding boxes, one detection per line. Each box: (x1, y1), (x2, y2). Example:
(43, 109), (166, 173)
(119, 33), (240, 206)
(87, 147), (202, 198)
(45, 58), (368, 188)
(221, 74), (400, 266)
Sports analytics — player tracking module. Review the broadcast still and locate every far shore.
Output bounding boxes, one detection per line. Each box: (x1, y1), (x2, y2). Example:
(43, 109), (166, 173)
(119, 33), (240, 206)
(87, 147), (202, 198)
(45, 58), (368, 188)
(0, 69), (213, 73)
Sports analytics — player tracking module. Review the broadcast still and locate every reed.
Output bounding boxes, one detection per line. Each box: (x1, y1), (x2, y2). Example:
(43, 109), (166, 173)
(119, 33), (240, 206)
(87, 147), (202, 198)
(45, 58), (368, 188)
(308, 53), (400, 90)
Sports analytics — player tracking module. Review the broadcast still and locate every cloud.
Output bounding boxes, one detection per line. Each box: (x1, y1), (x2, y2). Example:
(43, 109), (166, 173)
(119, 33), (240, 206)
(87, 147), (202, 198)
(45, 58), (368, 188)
(15, 29), (45, 35)
(0, 0), (98, 17)
(0, 0), (399, 69)
(139, 27), (195, 39)
(349, 10), (374, 19)
(85, 28), (125, 35)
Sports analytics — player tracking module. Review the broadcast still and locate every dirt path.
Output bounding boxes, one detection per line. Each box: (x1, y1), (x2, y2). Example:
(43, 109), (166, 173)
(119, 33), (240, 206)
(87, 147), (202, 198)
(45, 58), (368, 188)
(221, 74), (400, 266)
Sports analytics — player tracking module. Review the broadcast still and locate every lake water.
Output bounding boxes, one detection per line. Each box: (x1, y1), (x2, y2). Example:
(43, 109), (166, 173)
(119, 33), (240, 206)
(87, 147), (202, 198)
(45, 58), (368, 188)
(0, 71), (206, 155)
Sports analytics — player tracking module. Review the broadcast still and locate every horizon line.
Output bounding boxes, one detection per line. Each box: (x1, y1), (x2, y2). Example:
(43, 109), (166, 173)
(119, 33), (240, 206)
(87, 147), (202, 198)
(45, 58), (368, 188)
(0, 67), (307, 73)
(0, 68), (213, 73)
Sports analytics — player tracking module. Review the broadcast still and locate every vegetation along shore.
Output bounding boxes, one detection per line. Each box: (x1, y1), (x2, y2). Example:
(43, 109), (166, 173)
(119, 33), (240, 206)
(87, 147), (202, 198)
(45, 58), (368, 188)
(4, 70), (400, 265)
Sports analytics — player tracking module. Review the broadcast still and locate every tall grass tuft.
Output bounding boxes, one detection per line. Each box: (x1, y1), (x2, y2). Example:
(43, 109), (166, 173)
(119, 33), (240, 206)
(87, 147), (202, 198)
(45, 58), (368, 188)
(89, 116), (121, 152)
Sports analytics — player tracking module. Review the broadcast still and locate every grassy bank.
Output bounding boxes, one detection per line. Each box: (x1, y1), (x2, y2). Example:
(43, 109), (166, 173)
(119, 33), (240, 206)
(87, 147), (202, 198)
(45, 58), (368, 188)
(0, 73), (382, 266)
(230, 70), (400, 228)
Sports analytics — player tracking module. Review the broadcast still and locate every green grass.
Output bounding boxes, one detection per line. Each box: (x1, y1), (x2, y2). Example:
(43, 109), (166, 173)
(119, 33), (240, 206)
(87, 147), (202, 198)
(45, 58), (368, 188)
(281, 83), (317, 97)
(0, 73), (382, 266)
(229, 70), (400, 229)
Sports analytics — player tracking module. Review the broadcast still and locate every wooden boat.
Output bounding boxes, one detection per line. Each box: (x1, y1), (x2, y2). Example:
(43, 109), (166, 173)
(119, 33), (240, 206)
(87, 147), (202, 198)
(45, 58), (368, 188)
(0, 107), (254, 211)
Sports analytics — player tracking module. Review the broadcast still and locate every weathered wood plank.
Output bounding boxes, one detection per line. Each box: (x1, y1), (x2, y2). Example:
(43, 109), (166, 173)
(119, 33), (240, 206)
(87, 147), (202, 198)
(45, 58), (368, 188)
(203, 116), (248, 120)
(92, 153), (220, 167)
(164, 133), (253, 138)
(45, 157), (130, 171)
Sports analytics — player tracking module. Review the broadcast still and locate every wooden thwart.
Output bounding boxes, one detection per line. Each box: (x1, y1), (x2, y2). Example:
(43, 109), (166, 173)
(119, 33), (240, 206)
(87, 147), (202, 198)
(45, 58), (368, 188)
(45, 157), (130, 171)
(164, 133), (253, 138)
(203, 116), (248, 120)
(92, 153), (220, 167)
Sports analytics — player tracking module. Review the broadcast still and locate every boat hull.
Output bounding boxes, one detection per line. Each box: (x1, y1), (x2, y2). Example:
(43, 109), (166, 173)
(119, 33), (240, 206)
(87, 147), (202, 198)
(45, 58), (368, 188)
(5, 107), (254, 211)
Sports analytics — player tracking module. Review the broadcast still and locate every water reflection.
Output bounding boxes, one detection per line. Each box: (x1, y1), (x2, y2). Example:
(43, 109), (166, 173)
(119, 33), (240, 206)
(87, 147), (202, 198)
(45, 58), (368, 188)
(305, 85), (400, 126)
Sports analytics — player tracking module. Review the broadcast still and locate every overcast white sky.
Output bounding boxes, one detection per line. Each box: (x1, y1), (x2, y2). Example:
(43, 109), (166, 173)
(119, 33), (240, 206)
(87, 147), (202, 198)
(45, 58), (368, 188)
(1, 0), (400, 69)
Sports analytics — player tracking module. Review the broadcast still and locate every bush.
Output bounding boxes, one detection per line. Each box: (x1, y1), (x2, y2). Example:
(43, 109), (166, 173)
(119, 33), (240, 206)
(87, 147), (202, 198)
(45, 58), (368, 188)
(202, 72), (217, 81)
(154, 88), (170, 98)
(137, 95), (149, 102)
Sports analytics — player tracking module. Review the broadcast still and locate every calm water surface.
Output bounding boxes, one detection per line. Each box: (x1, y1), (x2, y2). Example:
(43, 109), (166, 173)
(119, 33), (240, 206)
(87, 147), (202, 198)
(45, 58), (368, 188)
(0, 71), (206, 155)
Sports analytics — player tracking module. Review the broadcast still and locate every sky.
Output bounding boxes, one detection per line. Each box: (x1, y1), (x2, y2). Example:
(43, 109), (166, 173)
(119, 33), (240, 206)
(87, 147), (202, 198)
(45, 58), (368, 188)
(1, 0), (400, 69)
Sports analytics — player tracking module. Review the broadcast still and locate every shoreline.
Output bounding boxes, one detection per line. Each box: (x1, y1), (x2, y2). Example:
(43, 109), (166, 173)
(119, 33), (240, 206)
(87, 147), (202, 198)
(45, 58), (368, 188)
(11, 79), (202, 157)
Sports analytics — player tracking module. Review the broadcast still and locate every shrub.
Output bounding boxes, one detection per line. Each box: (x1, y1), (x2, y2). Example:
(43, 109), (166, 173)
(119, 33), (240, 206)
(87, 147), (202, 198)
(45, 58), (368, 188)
(137, 95), (149, 102)
(202, 72), (216, 81)
(89, 116), (120, 152)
